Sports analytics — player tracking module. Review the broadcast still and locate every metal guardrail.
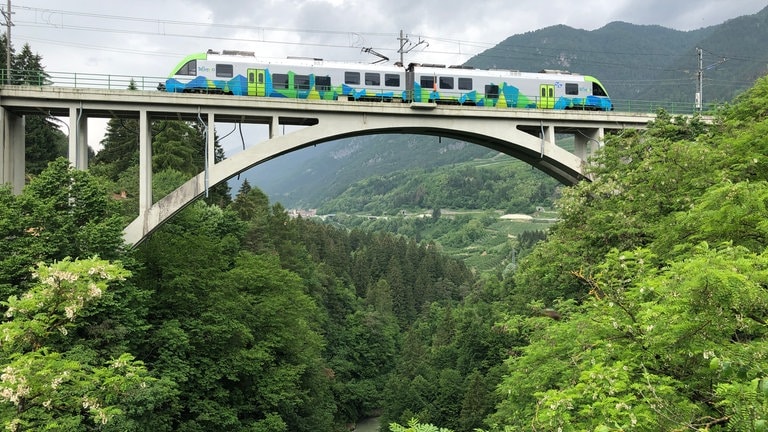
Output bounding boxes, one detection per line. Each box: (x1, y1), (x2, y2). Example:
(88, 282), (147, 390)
(0, 69), (717, 115)
(49, 72), (166, 92)
(611, 99), (718, 115)
(1, 69), (166, 91)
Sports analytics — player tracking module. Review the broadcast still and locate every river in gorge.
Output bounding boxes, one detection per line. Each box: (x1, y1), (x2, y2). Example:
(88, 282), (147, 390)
(353, 416), (381, 432)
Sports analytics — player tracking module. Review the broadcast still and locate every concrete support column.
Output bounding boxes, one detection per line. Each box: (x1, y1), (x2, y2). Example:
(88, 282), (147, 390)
(0, 106), (25, 194)
(68, 106), (89, 170)
(539, 123), (556, 157)
(207, 112), (215, 169)
(574, 127), (604, 163)
(269, 115), (281, 139)
(138, 109), (152, 216)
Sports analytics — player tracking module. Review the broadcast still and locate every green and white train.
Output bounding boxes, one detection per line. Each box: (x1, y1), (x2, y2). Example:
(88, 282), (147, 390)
(161, 49), (613, 110)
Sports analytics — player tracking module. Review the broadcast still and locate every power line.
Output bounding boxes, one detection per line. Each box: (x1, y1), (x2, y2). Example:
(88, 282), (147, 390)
(13, 3), (768, 79)
(2, 0), (12, 82)
(14, 4), (679, 68)
(15, 5), (396, 39)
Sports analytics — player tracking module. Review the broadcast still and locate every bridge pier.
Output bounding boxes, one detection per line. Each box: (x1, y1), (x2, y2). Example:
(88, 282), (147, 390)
(139, 109), (152, 216)
(1, 103), (93, 194)
(539, 123), (556, 157)
(0, 86), (657, 246)
(574, 127), (604, 162)
(269, 115), (281, 139)
(0, 106), (25, 194)
(68, 106), (89, 170)
(205, 112), (215, 189)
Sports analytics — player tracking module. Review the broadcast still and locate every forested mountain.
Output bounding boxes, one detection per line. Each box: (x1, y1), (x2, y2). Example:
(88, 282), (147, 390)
(467, 6), (768, 107)
(242, 135), (499, 209)
(316, 154), (558, 215)
(246, 6), (768, 209)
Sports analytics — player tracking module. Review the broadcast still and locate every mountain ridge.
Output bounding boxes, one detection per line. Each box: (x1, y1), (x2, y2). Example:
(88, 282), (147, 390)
(240, 7), (768, 209)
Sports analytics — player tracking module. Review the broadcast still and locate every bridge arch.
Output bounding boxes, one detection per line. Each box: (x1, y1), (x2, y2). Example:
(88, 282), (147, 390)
(124, 115), (589, 246)
(0, 86), (655, 247)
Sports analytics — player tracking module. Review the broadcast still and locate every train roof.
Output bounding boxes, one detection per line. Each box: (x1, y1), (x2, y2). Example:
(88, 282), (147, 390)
(412, 63), (586, 80)
(203, 50), (403, 71)
(184, 50), (592, 81)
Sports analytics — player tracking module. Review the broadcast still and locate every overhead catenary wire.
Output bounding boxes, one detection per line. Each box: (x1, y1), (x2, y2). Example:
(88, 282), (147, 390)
(11, 2), (768, 96)
(10, 4), (707, 67)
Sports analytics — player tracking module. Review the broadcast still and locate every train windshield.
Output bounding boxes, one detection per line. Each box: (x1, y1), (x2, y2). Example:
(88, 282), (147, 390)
(175, 60), (197, 76)
(592, 81), (607, 97)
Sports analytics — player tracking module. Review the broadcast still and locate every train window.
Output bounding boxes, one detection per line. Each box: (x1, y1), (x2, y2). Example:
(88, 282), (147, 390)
(421, 76), (435, 89)
(439, 76), (454, 90)
(458, 78), (472, 90)
(565, 83), (579, 95)
(315, 75), (331, 91)
(248, 72), (255, 83)
(216, 64), (233, 78)
(273, 73), (289, 89)
(385, 74), (400, 87)
(365, 73), (380, 86)
(176, 60), (197, 76)
(485, 84), (499, 99)
(345, 71), (360, 85)
(295, 74), (310, 90)
(592, 82), (607, 96)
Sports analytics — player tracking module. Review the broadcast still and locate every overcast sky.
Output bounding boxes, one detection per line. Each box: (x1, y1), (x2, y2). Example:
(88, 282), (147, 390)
(9, 0), (767, 79)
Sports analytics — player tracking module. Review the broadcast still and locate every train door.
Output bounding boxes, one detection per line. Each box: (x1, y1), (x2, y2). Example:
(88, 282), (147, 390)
(539, 84), (555, 109)
(247, 68), (266, 96)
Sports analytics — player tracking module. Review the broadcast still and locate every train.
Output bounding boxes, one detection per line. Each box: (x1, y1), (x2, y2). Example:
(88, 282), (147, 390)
(159, 49), (613, 111)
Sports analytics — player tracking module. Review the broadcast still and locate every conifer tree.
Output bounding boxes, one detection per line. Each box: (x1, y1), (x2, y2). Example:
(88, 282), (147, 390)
(0, 38), (66, 175)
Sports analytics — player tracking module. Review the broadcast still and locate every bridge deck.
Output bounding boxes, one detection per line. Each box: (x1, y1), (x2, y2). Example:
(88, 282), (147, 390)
(0, 85), (672, 246)
(0, 85), (657, 127)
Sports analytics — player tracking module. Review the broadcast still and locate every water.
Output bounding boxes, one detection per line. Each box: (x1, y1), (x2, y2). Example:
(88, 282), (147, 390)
(354, 416), (381, 432)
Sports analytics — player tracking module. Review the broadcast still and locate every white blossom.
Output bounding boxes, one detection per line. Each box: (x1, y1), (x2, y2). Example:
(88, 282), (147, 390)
(87, 283), (102, 298)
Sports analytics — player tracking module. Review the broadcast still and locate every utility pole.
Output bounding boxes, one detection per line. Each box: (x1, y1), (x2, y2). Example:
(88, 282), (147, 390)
(396, 29), (428, 66)
(398, 29), (407, 66)
(696, 47), (703, 113)
(2, 0), (11, 84)
(696, 47), (728, 113)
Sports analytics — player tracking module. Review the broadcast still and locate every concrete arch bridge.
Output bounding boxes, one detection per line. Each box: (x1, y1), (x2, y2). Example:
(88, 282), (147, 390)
(0, 86), (656, 246)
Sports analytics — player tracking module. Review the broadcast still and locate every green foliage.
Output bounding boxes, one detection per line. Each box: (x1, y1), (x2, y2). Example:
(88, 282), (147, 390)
(0, 258), (171, 431)
(488, 75), (768, 432)
(133, 199), (341, 430)
(389, 418), (455, 432)
(380, 285), (523, 430)
(319, 158), (558, 215)
(0, 158), (126, 300)
(24, 115), (68, 176)
(0, 38), (66, 174)
(245, 135), (496, 209)
(511, 112), (717, 309)
(91, 116), (140, 182)
(492, 245), (768, 431)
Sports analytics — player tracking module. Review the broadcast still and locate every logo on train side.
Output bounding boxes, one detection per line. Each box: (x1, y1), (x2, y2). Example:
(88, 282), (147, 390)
(198, 65), (214, 73)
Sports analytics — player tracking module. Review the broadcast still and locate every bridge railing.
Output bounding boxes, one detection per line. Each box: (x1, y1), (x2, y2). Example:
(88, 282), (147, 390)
(1, 69), (166, 91)
(49, 71), (166, 92)
(0, 69), (718, 115)
(611, 99), (718, 115)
